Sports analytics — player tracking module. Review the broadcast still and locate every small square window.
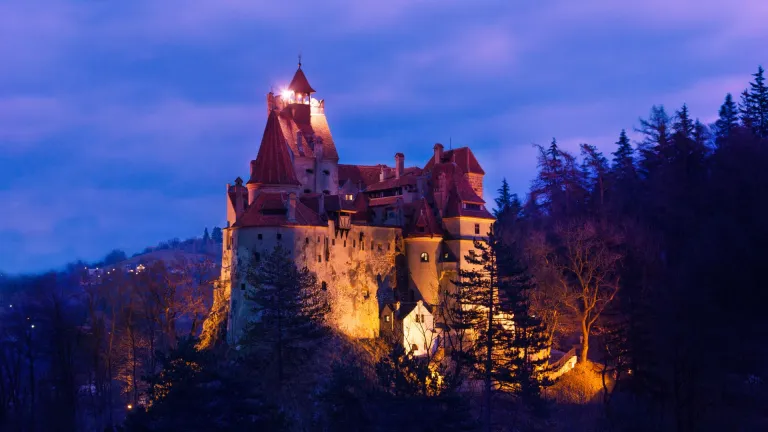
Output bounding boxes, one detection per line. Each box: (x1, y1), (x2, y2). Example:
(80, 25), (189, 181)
(317, 236), (321, 243)
(385, 315), (391, 322)
(344, 240), (347, 247)
(258, 233), (263, 240)
(240, 283), (245, 291)
(321, 281), (327, 291)
(332, 239), (335, 246)
(277, 233), (282, 240)
(318, 255), (322, 263)
(474, 224), (480, 235)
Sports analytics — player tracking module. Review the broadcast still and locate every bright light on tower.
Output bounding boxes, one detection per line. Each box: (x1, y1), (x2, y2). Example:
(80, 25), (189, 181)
(281, 89), (294, 101)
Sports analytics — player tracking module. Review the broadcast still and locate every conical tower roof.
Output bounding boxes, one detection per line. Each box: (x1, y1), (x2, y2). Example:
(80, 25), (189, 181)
(248, 110), (300, 186)
(288, 65), (316, 94)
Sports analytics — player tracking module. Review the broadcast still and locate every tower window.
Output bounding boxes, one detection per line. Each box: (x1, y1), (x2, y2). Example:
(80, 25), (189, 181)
(240, 283), (246, 291)
(353, 240), (356, 248)
(321, 281), (327, 291)
(318, 255), (322, 263)
(420, 252), (429, 262)
(306, 237), (309, 244)
(258, 233), (263, 240)
(304, 189), (311, 194)
(385, 315), (390, 322)
(306, 168), (314, 174)
(318, 236), (321, 243)
(474, 224), (480, 235)
(332, 239), (335, 246)
(323, 169), (330, 175)
(277, 233), (282, 240)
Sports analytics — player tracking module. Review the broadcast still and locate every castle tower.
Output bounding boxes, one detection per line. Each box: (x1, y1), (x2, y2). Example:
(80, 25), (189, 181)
(246, 109), (301, 203)
(403, 198), (443, 305)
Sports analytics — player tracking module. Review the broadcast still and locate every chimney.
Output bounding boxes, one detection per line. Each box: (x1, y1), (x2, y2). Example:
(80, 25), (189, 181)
(234, 177), (245, 215)
(433, 143), (444, 165)
(287, 192), (297, 222)
(379, 165), (385, 182)
(395, 153), (404, 179)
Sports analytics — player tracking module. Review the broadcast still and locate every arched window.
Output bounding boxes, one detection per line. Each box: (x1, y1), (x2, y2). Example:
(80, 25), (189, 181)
(420, 252), (429, 262)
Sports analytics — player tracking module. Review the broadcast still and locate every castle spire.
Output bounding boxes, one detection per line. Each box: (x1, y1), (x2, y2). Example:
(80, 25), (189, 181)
(248, 110), (300, 186)
(288, 61), (316, 94)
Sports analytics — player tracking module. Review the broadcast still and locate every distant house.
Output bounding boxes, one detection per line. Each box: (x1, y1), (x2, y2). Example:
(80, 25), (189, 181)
(381, 300), (437, 357)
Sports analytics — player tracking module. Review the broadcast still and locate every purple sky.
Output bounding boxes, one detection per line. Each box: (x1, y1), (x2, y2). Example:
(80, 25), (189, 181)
(1, 0), (766, 274)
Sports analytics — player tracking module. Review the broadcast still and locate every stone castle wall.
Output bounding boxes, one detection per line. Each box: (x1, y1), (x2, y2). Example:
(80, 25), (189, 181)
(225, 222), (402, 343)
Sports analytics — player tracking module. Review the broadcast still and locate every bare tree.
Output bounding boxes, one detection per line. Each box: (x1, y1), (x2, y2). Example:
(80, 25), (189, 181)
(551, 221), (622, 363)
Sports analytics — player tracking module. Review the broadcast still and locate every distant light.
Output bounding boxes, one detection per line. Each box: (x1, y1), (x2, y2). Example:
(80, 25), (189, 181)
(127, 404), (133, 410)
(30, 324), (35, 329)
(9, 305), (12, 308)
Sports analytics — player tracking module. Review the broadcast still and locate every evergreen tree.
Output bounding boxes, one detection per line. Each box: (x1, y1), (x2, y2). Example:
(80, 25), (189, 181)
(125, 337), (287, 431)
(741, 66), (768, 138)
(672, 104), (694, 140)
(495, 241), (551, 413)
(494, 178), (513, 218)
(636, 105), (671, 176)
(693, 119), (710, 150)
(211, 226), (223, 243)
(612, 129), (636, 179)
(713, 93), (739, 146)
(580, 143), (610, 216)
(202, 228), (210, 243)
(241, 245), (330, 384)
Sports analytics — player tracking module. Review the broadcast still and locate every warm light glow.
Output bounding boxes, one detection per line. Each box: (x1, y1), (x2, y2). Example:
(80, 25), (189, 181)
(281, 88), (294, 101)
(127, 404), (133, 410)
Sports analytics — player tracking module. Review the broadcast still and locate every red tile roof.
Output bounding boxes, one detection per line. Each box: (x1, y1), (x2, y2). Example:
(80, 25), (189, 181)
(351, 192), (371, 222)
(369, 196), (402, 207)
(288, 66), (316, 94)
(234, 192), (325, 228)
(249, 110), (301, 186)
(405, 198), (443, 238)
(431, 162), (485, 203)
(366, 174), (419, 192)
(423, 147), (485, 175)
(443, 188), (495, 219)
(278, 104), (339, 161)
(338, 164), (385, 188)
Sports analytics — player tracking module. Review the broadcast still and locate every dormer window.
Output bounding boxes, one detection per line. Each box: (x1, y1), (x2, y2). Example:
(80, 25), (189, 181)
(420, 252), (429, 262)
(323, 169), (330, 175)
(344, 194), (354, 201)
(306, 168), (314, 174)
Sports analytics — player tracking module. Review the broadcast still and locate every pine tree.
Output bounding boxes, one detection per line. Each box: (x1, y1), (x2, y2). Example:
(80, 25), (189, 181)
(580, 143), (610, 216)
(211, 226), (223, 243)
(672, 104), (694, 140)
(494, 178), (513, 219)
(495, 241), (551, 413)
(714, 93), (739, 146)
(202, 228), (210, 243)
(451, 233), (513, 432)
(743, 66), (768, 138)
(241, 245), (330, 384)
(612, 129), (636, 179)
(636, 105), (671, 176)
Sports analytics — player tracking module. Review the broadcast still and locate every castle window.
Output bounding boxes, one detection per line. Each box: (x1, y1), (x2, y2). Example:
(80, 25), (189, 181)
(226, 236), (232, 250)
(332, 239), (335, 246)
(240, 283), (245, 291)
(306, 237), (309, 244)
(378, 243), (382, 251)
(321, 281), (327, 291)
(388, 243), (391, 251)
(258, 233), (263, 240)
(344, 194), (354, 201)
(415, 314), (421, 323)
(371, 241), (374, 250)
(317, 236), (321, 243)
(323, 190), (330, 195)
(353, 240), (356, 248)
(304, 189), (311, 194)
(323, 169), (330, 175)
(318, 255), (322, 263)
(253, 252), (261, 262)
(474, 223), (480, 235)
(277, 233), (282, 240)
(420, 252), (429, 262)
(385, 315), (391, 322)
(306, 168), (314, 174)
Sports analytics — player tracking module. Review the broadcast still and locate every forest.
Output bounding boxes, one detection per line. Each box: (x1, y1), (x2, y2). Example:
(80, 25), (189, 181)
(1, 66), (768, 431)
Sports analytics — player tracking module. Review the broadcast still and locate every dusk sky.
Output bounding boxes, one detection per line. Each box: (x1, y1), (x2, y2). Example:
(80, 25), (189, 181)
(1, 0), (766, 274)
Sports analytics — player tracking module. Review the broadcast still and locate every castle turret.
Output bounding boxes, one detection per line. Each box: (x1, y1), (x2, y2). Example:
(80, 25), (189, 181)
(395, 153), (404, 179)
(247, 109), (301, 203)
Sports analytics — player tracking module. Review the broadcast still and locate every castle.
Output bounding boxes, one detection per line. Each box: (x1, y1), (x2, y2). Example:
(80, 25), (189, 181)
(219, 63), (494, 355)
